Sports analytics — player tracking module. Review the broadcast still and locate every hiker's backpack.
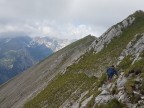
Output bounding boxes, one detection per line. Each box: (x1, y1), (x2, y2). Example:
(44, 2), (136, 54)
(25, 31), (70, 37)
(107, 67), (114, 75)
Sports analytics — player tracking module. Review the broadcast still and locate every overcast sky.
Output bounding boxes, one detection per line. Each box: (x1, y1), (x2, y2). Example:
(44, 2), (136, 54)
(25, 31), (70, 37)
(0, 0), (143, 39)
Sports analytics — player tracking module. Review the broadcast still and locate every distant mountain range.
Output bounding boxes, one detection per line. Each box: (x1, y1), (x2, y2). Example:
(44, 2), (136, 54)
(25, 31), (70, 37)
(33, 36), (75, 52)
(0, 36), (73, 84)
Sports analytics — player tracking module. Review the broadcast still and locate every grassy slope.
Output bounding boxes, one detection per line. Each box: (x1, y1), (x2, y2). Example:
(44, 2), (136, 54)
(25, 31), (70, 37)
(24, 12), (144, 108)
(24, 73), (97, 108)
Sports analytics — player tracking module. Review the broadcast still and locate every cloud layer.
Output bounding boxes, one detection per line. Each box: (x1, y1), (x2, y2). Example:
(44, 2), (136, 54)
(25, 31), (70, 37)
(0, 0), (143, 39)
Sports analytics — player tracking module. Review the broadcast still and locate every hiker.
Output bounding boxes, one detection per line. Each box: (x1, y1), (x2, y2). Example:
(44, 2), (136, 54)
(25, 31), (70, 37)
(106, 65), (118, 82)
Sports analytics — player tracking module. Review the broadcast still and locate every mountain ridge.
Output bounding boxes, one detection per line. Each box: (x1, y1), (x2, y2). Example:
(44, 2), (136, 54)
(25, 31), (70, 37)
(0, 35), (95, 108)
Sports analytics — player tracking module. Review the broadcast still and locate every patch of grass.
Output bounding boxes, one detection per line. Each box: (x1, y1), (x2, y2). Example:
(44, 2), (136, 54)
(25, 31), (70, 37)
(130, 94), (141, 104)
(96, 99), (125, 108)
(118, 56), (133, 70)
(140, 51), (144, 57)
(125, 78), (141, 103)
(123, 51), (144, 103)
(140, 82), (144, 95)
(80, 73), (121, 108)
(97, 73), (107, 87)
(84, 87), (101, 108)
(23, 72), (97, 108)
(125, 79), (135, 94)
(123, 51), (144, 76)
(111, 86), (118, 95)
(78, 73), (107, 108)
(128, 58), (144, 75)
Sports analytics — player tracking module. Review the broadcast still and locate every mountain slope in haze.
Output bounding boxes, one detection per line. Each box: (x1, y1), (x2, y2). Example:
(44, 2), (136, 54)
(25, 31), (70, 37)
(0, 35), (96, 108)
(22, 10), (144, 108)
(0, 36), (53, 84)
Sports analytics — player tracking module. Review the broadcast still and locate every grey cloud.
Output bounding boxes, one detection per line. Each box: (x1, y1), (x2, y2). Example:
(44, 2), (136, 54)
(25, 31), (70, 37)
(1, 0), (143, 22)
(0, 0), (71, 20)
(0, 31), (29, 38)
(0, 0), (143, 39)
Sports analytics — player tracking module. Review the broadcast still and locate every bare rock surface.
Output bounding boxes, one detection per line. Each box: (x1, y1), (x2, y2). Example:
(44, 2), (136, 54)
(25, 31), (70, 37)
(89, 16), (135, 53)
(117, 33), (144, 65)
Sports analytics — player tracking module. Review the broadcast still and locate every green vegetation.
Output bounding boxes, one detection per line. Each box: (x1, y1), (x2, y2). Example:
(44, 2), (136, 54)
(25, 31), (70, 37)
(130, 58), (144, 73)
(124, 51), (144, 103)
(111, 86), (118, 95)
(140, 82), (144, 95)
(125, 78), (141, 103)
(118, 56), (133, 71)
(24, 66), (107, 108)
(140, 51), (144, 57)
(79, 73), (106, 108)
(23, 72), (97, 108)
(125, 79), (135, 94)
(124, 52), (144, 76)
(96, 99), (125, 108)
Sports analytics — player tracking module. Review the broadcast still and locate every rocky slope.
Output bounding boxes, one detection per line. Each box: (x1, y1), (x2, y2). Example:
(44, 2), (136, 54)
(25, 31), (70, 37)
(0, 35), (95, 108)
(0, 10), (144, 108)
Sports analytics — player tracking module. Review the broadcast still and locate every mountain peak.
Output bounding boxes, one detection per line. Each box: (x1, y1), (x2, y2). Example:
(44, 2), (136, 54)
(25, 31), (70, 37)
(85, 34), (97, 39)
(133, 10), (144, 15)
(130, 10), (144, 19)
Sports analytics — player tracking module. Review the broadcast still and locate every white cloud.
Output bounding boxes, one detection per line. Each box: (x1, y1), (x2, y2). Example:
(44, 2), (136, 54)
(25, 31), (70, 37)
(0, 21), (99, 39)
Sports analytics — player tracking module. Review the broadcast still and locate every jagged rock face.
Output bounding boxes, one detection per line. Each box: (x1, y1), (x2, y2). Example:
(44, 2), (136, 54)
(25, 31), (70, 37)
(95, 72), (144, 108)
(89, 16), (135, 53)
(117, 33), (144, 65)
